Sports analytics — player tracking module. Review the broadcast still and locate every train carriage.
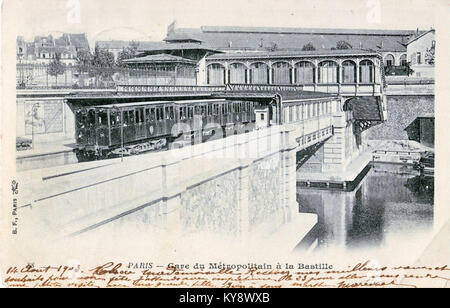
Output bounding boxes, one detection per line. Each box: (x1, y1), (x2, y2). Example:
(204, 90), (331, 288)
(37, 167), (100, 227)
(75, 99), (257, 160)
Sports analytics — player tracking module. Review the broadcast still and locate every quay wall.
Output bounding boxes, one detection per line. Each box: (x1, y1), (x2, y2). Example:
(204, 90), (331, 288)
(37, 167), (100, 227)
(366, 95), (434, 140)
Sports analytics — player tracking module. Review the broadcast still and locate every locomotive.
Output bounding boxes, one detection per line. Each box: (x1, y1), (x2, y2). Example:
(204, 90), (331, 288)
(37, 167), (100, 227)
(74, 99), (257, 160)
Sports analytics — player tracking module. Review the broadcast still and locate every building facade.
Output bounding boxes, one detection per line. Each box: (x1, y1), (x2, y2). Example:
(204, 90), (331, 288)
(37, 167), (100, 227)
(17, 33), (90, 65)
(406, 29), (435, 78)
(203, 50), (384, 95)
(17, 33), (90, 88)
(164, 25), (416, 76)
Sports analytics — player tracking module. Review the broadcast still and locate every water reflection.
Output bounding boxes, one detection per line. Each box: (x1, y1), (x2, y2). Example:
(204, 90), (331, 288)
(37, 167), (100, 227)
(297, 163), (434, 251)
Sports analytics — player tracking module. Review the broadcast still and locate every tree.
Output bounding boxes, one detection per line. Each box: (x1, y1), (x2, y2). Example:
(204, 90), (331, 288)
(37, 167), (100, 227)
(335, 40), (352, 50)
(47, 54), (66, 86)
(425, 44), (435, 65)
(75, 50), (93, 74)
(116, 41), (140, 67)
(301, 43), (316, 51)
(91, 46), (116, 85)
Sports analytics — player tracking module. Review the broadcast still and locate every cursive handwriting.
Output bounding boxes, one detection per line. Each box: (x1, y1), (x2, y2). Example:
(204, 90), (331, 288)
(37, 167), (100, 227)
(3, 261), (450, 288)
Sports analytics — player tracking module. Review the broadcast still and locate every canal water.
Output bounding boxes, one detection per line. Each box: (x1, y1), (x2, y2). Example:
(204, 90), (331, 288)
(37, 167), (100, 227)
(296, 163), (434, 252)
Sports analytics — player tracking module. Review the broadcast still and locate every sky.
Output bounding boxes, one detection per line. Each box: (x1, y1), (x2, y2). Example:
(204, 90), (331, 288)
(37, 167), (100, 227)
(3, 0), (443, 48)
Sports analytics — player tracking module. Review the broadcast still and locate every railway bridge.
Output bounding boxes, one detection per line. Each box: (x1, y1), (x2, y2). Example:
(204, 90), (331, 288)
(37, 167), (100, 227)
(15, 81), (386, 253)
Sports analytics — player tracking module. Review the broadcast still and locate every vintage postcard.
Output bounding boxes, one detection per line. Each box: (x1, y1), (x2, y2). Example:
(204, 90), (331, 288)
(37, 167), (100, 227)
(1, 0), (449, 290)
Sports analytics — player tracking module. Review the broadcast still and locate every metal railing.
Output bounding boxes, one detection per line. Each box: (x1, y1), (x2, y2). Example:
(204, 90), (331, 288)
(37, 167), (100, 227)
(224, 83), (304, 92)
(116, 83), (305, 95)
(116, 84), (226, 94)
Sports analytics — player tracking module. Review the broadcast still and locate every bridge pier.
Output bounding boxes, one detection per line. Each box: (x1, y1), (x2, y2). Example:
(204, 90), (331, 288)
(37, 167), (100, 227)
(297, 108), (371, 186)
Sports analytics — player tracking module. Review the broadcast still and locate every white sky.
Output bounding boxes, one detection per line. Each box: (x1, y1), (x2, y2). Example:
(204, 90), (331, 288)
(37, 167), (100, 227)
(3, 0), (443, 48)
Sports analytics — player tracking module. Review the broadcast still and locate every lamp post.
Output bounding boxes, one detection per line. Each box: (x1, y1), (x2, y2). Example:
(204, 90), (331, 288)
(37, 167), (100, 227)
(31, 103), (40, 150)
(112, 105), (124, 162)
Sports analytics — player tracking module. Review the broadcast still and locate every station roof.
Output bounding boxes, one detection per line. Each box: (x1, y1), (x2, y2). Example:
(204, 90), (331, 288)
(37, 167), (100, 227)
(164, 26), (417, 52)
(137, 42), (220, 53)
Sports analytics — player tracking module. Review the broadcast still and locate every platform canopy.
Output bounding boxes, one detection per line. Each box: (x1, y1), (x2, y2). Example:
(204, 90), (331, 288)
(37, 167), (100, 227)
(122, 54), (197, 65)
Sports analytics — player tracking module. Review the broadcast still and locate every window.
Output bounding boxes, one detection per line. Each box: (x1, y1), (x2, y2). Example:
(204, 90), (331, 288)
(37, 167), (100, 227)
(229, 63), (246, 84)
(384, 54), (395, 66)
(123, 111), (129, 126)
(249, 62), (269, 84)
(129, 110), (135, 124)
(98, 111), (107, 126)
(295, 61), (314, 84)
(272, 62), (291, 84)
(318, 61), (338, 84)
(260, 113), (265, 120)
(417, 52), (422, 64)
(342, 61), (356, 83)
(207, 64), (225, 85)
(110, 111), (120, 126)
(399, 54), (407, 66)
(359, 60), (374, 83)
(150, 108), (155, 121)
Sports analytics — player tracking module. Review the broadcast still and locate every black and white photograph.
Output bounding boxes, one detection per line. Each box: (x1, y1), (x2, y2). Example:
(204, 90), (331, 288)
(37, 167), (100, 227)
(1, 0), (449, 290)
